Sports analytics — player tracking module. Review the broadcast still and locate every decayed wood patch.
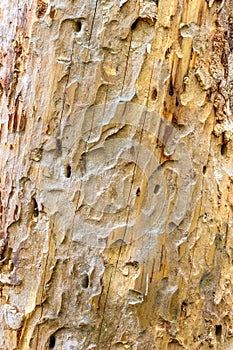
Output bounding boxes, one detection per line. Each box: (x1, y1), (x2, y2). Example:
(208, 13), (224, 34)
(0, 0), (233, 349)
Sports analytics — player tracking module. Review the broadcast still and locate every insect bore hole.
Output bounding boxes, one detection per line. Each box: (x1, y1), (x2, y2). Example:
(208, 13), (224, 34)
(221, 143), (227, 156)
(154, 184), (160, 194)
(131, 18), (140, 30)
(75, 21), (82, 32)
(151, 88), (158, 101)
(49, 335), (56, 348)
(32, 198), (39, 218)
(65, 164), (72, 178)
(215, 325), (222, 339)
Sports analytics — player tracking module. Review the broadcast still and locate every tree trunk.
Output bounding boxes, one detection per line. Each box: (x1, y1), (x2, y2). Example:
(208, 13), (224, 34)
(1, 0), (233, 349)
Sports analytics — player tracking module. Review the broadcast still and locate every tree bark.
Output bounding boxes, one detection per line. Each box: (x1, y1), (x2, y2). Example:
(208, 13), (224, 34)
(1, 0), (233, 349)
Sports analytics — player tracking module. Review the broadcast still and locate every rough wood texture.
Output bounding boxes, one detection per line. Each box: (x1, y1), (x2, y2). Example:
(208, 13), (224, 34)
(1, 0), (233, 349)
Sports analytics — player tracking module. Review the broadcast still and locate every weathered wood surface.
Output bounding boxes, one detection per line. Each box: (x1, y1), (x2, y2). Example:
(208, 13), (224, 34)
(1, 0), (233, 349)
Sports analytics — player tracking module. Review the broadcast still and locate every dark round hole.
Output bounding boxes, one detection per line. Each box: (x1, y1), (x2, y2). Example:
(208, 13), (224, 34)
(215, 325), (222, 339)
(169, 81), (174, 96)
(65, 165), (71, 178)
(151, 88), (158, 101)
(165, 47), (171, 58)
(207, 91), (212, 101)
(49, 335), (56, 348)
(154, 184), (160, 194)
(81, 273), (89, 288)
(203, 165), (207, 174)
(221, 143), (227, 156)
(32, 198), (39, 218)
(131, 18), (140, 30)
(75, 21), (82, 32)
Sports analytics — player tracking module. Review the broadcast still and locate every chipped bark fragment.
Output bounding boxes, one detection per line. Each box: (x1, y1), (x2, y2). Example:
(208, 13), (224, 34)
(3, 305), (24, 330)
(36, 0), (48, 18)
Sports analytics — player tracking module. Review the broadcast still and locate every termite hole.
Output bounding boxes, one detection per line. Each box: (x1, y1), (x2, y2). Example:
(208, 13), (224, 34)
(49, 335), (56, 348)
(221, 143), (227, 156)
(65, 164), (71, 178)
(32, 198), (39, 218)
(215, 325), (222, 339)
(131, 18), (140, 30)
(169, 81), (174, 96)
(75, 21), (82, 32)
(151, 88), (158, 101)
(154, 184), (160, 194)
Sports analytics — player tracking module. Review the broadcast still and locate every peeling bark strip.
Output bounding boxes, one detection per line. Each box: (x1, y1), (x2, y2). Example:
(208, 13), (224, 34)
(1, 0), (233, 349)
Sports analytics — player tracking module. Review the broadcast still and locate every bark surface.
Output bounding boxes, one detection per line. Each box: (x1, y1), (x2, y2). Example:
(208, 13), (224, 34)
(0, 0), (233, 349)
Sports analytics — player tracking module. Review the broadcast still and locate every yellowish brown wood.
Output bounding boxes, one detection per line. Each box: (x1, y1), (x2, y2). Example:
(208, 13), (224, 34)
(0, 0), (233, 349)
